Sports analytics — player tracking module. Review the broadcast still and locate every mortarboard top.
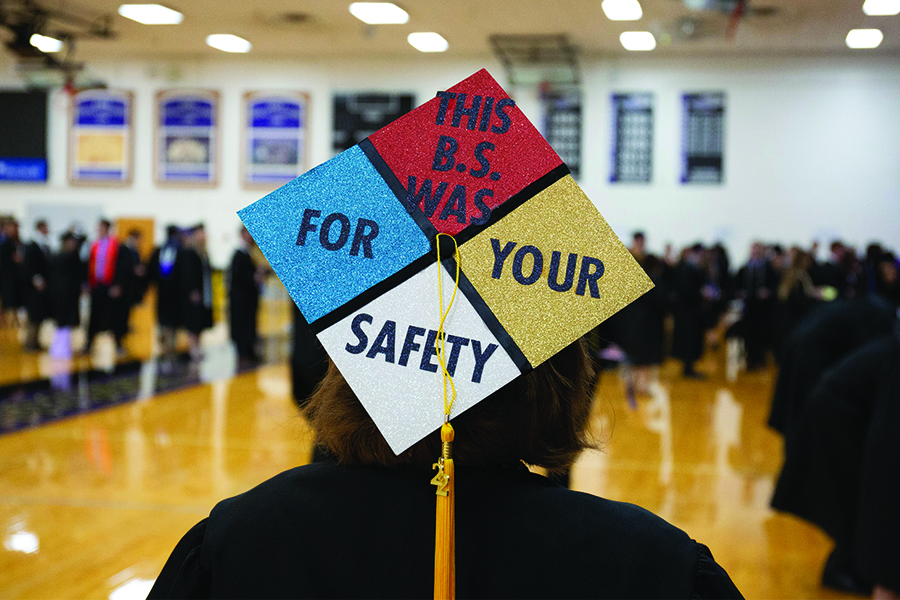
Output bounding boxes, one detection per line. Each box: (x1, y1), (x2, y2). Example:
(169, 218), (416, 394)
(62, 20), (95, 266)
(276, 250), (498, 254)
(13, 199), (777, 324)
(239, 68), (652, 455)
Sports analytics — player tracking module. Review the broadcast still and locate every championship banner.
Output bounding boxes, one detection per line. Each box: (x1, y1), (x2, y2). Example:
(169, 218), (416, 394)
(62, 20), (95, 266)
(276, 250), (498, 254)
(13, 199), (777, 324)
(155, 89), (219, 186)
(681, 92), (725, 184)
(69, 90), (133, 186)
(610, 92), (653, 184)
(239, 69), (652, 454)
(243, 91), (309, 188)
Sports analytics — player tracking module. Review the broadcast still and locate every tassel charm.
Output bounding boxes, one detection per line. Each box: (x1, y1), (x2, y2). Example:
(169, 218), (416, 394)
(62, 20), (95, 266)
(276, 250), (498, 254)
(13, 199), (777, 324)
(433, 422), (455, 600)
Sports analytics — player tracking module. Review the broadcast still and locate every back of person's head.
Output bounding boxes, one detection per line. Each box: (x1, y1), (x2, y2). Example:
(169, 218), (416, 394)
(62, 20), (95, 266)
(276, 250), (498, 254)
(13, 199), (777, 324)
(305, 338), (595, 473)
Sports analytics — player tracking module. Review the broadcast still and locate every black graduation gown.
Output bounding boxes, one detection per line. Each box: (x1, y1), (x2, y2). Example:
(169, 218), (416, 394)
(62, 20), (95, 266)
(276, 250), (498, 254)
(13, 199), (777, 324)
(149, 244), (183, 329)
(671, 261), (707, 364)
(124, 245), (148, 307)
(88, 245), (133, 339)
(773, 279), (816, 361)
(0, 237), (24, 310)
(813, 260), (851, 296)
(228, 248), (259, 356)
(148, 462), (743, 599)
(611, 268), (667, 366)
(767, 297), (897, 439)
(771, 332), (900, 592)
(180, 248), (213, 335)
(23, 240), (51, 324)
(48, 249), (85, 328)
(735, 261), (778, 368)
(291, 305), (328, 408)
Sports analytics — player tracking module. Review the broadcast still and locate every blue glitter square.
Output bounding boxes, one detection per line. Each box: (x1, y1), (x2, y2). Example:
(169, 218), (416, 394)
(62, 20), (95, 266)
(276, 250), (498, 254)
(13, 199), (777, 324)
(239, 145), (431, 323)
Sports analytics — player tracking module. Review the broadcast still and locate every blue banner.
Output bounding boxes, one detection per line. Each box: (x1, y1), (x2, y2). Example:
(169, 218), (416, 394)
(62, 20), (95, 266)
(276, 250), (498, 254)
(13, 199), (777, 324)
(0, 158), (47, 182)
(75, 98), (127, 127)
(163, 99), (213, 127)
(251, 100), (302, 129)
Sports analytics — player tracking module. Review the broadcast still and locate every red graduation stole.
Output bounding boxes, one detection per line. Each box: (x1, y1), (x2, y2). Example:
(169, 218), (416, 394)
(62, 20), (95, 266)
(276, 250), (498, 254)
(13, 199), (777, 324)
(89, 237), (120, 288)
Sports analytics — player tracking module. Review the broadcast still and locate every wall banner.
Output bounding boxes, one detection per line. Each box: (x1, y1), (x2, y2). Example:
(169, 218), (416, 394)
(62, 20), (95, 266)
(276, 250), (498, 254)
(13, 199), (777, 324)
(610, 93), (653, 184)
(681, 92), (725, 184)
(155, 89), (219, 186)
(243, 91), (309, 188)
(333, 93), (414, 155)
(69, 90), (133, 186)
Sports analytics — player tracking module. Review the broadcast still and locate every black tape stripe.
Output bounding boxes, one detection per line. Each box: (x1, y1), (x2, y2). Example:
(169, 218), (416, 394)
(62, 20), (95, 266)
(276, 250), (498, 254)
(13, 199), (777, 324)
(309, 251), (434, 334)
(455, 162), (570, 246)
(439, 257), (533, 374)
(358, 137), (439, 240)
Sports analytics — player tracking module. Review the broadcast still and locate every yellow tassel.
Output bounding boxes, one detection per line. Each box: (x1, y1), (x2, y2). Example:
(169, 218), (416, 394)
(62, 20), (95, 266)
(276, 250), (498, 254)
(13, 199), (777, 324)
(433, 422), (455, 600)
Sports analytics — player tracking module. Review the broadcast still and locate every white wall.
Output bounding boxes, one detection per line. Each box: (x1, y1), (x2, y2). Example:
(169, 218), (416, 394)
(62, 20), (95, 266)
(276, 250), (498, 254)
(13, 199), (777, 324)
(1, 53), (898, 267)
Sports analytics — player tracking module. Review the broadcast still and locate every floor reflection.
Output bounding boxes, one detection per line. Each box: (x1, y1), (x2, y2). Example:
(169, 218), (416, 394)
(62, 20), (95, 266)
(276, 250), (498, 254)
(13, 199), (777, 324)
(0, 333), (290, 435)
(4, 518), (39, 555)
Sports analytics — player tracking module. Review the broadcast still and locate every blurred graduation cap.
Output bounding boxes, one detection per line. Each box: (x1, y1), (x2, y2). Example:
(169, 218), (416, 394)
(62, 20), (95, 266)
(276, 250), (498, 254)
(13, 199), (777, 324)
(239, 68), (652, 455)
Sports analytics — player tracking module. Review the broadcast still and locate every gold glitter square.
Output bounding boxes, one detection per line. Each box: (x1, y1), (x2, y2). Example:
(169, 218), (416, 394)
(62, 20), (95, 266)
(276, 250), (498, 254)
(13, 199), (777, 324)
(462, 175), (653, 367)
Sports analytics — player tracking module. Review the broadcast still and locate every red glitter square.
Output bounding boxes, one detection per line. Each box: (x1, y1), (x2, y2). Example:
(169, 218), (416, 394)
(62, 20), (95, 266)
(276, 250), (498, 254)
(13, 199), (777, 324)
(368, 69), (562, 236)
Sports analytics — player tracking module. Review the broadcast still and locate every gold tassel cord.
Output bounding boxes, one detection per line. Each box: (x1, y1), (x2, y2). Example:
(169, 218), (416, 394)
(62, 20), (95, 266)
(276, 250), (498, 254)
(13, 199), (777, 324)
(433, 423), (455, 600)
(432, 233), (460, 600)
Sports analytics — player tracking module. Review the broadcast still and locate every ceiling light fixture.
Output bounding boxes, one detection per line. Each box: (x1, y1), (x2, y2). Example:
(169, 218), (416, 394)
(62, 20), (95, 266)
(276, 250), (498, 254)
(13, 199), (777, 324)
(206, 34), (252, 53)
(845, 28), (884, 48)
(349, 2), (409, 24)
(863, 0), (900, 16)
(118, 4), (183, 25)
(408, 32), (448, 52)
(29, 33), (63, 53)
(602, 0), (643, 21)
(620, 31), (656, 51)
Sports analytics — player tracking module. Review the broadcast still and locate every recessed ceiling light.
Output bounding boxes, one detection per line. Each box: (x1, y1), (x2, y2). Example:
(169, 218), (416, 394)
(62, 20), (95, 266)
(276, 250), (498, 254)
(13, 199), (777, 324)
(349, 2), (409, 24)
(408, 32), (448, 52)
(29, 33), (63, 53)
(845, 28), (883, 48)
(863, 0), (900, 16)
(206, 34), (252, 53)
(602, 0), (643, 21)
(620, 31), (656, 51)
(118, 4), (183, 25)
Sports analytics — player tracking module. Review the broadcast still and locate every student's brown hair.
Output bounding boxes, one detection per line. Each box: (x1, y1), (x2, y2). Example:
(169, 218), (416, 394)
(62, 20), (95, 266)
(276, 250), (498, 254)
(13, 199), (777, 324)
(304, 338), (596, 472)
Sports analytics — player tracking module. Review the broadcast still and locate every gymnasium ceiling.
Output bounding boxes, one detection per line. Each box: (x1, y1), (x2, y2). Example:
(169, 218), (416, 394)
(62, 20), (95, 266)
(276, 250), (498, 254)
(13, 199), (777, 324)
(2, 0), (900, 63)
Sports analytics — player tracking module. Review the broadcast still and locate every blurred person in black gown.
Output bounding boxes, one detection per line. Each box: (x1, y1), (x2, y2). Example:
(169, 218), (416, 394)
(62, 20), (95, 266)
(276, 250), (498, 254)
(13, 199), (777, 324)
(774, 247), (818, 359)
(859, 243), (885, 297)
(771, 329), (900, 598)
(228, 226), (262, 364)
(672, 244), (709, 378)
(708, 242), (732, 317)
(180, 224), (213, 359)
(85, 219), (133, 355)
(735, 242), (778, 370)
(48, 232), (86, 350)
(611, 232), (668, 396)
(814, 240), (857, 299)
(873, 251), (900, 307)
(149, 225), (184, 354)
(22, 219), (52, 351)
(768, 296), (897, 442)
(629, 231), (646, 263)
(0, 218), (24, 326)
(120, 229), (148, 345)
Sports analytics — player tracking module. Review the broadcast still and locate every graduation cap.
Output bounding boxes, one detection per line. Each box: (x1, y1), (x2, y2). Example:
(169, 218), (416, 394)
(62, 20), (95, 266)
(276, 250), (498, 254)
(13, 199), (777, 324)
(239, 68), (652, 598)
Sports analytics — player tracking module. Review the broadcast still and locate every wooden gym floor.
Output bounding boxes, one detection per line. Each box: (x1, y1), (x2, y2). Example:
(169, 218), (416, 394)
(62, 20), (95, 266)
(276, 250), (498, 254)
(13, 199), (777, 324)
(0, 293), (855, 600)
